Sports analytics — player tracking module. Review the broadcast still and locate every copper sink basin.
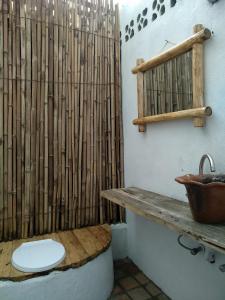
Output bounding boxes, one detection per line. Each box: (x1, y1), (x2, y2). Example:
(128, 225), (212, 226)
(175, 174), (225, 224)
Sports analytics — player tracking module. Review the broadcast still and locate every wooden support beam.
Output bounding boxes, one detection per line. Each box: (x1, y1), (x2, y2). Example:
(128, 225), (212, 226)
(132, 27), (211, 74)
(192, 24), (205, 127)
(136, 58), (146, 132)
(101, 187), (225, 256)
(133, 107), (212, 126)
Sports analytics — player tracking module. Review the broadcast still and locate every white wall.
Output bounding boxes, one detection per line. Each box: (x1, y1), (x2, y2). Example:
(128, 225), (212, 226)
(120, 1), (225, 299)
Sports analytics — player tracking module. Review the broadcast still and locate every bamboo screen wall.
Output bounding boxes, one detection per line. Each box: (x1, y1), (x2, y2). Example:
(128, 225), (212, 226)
(0, 0), (124, 241)
(144, 51), (193, 116)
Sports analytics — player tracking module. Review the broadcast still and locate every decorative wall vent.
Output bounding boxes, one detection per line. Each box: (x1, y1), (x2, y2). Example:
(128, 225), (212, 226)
(124, 0), (178, 43)
(171, 0), (177, 7)
(132, 25), (212, 132)
(137, 8), (148, 31)
(152, 0), (166, 21)
(125, 20), (135, 42)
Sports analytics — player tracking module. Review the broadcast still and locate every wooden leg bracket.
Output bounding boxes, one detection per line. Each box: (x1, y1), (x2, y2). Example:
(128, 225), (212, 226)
(136, 58), (146, 132)
(192, 24), (205, 127)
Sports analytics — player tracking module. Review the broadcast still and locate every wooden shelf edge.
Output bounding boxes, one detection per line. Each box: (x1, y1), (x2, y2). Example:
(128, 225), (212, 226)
(101, 188), (225, 255)
(132, 107), (212, 126)
(132, 26), (211, 74)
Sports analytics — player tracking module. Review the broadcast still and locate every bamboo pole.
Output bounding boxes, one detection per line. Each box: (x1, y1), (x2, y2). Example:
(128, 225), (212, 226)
(12, 0), (17, 238)
(3, 0), (9, 240)
(70, 0), (76, 228)
(89, 0), (95, 225)
(77, 0), (85, 227)
(35, 0), (42, 235)
(92, 0), (98, 225)
(61, 0), (66, 229)
(23, 0), (32, 238)
(8, 0), (13, 240)
(74, 0), (80, 228)
(43, 0), (49, 233)
(15, 0), (22, 238)
(85, 3), (92, 225)
(192, 24), (205, 127)
(81, 0), (87, 226)
(67, 0), (73, 228)
(30, 0), (37, 237)
(133, 107), (212, 126)
(52, 0), (59, 232)
(65, 0), (69, 229)
(0, 0), (4, 240)
(48, 0), (54, 233)
(100, 0), (105, 223)
(136, 58), (145, 132)
(56, 0), (63, 231)
(39, 0), (46, 234)
(132, 27), (211, 74)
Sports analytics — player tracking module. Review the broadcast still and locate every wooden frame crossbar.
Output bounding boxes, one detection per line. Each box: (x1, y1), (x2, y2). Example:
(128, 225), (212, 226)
(133, 107), (212, 125)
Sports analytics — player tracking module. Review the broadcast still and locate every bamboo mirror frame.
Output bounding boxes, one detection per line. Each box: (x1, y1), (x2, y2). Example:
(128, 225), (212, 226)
(132, 24), (212, 132)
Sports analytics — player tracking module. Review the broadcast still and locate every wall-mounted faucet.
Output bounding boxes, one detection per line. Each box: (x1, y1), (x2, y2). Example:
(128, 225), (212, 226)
(177, 235), (205, 256)
(219, 264), (225, 272)
(199, 154), (216, 175)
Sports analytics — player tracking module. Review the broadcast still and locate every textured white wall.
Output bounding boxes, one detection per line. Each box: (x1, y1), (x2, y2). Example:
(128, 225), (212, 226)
(0, 247), (113, 300)
(120, 0), (225, 299)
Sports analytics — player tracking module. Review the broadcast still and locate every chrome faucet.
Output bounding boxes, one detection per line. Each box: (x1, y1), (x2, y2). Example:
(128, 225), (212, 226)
(199, 154), (216, 175)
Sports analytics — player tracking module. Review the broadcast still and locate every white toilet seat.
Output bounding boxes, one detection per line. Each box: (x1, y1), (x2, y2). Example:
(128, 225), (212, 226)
(11, 239), (66, 273)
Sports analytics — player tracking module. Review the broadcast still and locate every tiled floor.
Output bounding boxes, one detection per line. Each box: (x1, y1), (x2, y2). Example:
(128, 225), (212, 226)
(109, 258), (171, 300)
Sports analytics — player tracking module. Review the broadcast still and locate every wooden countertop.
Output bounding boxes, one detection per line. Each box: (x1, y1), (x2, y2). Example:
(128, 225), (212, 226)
(0, 224), (111, 282)
(101, 187), (225, 255)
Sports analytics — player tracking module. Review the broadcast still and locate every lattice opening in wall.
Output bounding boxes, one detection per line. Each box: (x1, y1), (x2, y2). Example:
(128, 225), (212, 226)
(137, 8), (148, 32)
(152, 0), (166, 21)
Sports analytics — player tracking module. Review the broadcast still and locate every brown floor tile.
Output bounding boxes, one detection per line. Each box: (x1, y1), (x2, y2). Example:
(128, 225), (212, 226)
(134, 272), (150, 285)
(119, 276), (139, 290)
(145, 282), (161, 296)
(112, 259), (170, 300)
(127, 287), (151, 300)
(121, 263), (139, 275)
(115, 268), (127, 281)
(109, 293), (131, 300)
(114, 258), (132, 266)
(112, 285), (123, 296)
(157, 294), (170, 300)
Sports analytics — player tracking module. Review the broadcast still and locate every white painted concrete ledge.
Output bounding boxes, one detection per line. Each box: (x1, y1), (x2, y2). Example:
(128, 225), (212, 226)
(111, 223), (128, 260)
(0, 246), (114, 300)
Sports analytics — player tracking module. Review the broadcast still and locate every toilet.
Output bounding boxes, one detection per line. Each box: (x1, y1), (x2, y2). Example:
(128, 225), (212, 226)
(11, 239), (66, 273)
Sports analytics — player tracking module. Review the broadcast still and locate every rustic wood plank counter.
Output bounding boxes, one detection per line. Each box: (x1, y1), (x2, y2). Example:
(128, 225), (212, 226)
(101, 187), (225, 255)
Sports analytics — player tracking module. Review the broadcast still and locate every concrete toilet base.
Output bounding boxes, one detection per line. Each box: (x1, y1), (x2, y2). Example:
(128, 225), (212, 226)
(0, 247), (113, 300)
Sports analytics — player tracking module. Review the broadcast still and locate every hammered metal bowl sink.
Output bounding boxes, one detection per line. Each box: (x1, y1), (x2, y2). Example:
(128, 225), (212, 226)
(175, 174), (225, 224)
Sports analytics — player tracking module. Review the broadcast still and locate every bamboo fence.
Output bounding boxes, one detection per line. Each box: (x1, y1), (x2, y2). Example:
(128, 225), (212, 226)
(0, 0), (124, 241)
